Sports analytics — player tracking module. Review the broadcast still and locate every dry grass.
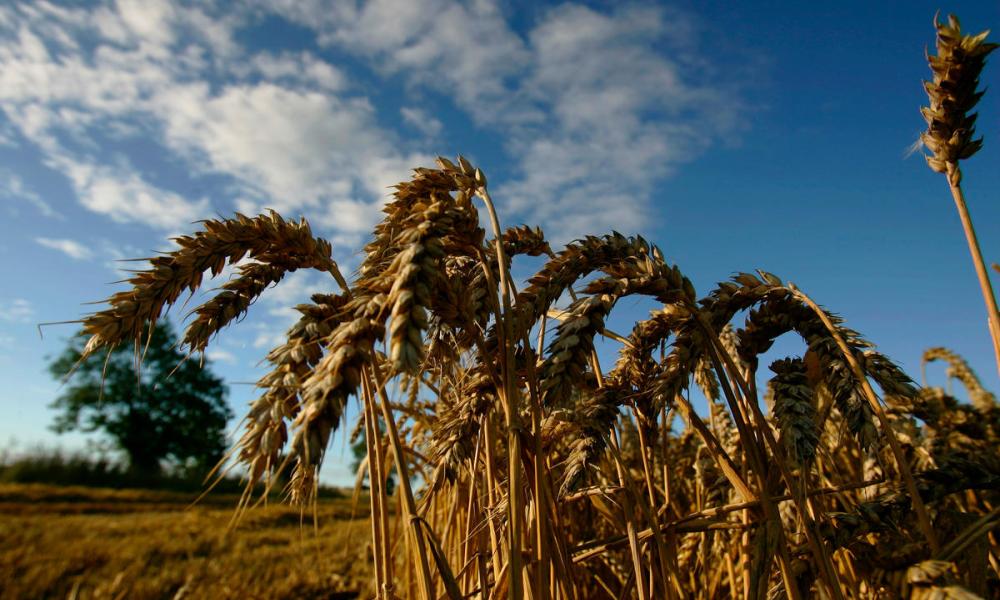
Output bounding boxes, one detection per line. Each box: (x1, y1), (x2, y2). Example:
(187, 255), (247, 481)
(63, 14), (1000, 600)
(0, 484), (372, 599)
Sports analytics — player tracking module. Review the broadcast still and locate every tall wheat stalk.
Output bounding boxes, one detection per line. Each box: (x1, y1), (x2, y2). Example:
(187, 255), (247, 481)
(920, 13), (1000, 381)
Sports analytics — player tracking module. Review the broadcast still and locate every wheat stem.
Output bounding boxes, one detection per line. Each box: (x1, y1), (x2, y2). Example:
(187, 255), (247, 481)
(362, 376), (389, 596)
(787, 283), (941, 554)
(364, 362), (435, 600)
(475, 182), (524, 600)
(945, 165), (1000, 381)
(920, 14), (1000, 380)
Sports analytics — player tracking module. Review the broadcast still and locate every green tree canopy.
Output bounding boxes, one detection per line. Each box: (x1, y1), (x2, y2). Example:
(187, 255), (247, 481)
(48, 322), (232, 475)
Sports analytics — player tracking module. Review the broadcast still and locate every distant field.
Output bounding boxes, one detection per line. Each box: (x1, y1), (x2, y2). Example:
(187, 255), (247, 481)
(0, 484), (375, 599)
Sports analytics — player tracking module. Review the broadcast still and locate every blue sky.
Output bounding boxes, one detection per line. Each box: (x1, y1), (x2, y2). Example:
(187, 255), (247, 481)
(1, 0), (998, 485)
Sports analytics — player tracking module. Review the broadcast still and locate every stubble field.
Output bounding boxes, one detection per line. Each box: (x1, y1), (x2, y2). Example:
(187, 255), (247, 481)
(0, 484), (374, 599)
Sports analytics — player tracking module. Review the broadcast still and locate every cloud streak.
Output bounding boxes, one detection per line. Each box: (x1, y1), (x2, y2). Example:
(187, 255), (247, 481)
(0, 169), (60, 219)
(0, 298), (33, 323)
(35, 236), (93, 260)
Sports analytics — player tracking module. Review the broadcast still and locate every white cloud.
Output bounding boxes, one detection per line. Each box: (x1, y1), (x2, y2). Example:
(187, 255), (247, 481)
(269, 1), (746, 241)
(0, 2), (210, 230)
(501, 4), (742, 240)
(0, 298), (33, 322)
(251, 326), (286, 350)
(400, 106), (443, 137)
(206, 348), (237, 365)
(311, 0), (531, 121)
(261, 270), (337, 317)
(97, 238), (145, 275)
(161, 85), (362, 207)
(0, 169), (61, 218)
(155, 81), (432, 236)
(1, 0), (748, 248)
(0, 1), (424, 238)
(0, 21), (172, 119)
(35, 236), (92, 260)
(248, 52), (347, 93)
(216, 269), (340, 353)
(52, 155), (208, 230)
(114, 0), (177, 49)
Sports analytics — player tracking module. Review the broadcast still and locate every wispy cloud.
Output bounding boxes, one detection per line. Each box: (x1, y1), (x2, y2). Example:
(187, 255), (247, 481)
(157, 82), (429, 231)
(97, 238), (147, 275)
(35, 236), (92, 260)
(206, 348), (237, 365)
(0, 298), (33, 323)
(0, 0), (426, 236)
(290, 0), (533, 122)
(0, 169), (61, 219)
(54, 155), (209, 230)
(237, 269), (341, 350)
(401, 106), (443, 138)
(1, 0), (748, 245)
(269, 0), (747, 241)
(251, 326), (286, 350)
(498, 4), (744, 240)
(259, 270), (335, 320)
(0, 2), (219, 230)
(246, 51), (348, 93)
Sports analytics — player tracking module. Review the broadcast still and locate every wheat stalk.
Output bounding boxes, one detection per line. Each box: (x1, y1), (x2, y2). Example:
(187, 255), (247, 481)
(921, 13), (1000, 382)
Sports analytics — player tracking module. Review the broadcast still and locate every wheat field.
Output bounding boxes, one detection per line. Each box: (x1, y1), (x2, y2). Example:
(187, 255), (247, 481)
(47, 13), (1000, 600)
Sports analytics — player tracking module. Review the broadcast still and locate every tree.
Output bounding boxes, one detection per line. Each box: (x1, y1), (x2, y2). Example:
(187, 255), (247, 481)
(48, 321), (232, 475)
